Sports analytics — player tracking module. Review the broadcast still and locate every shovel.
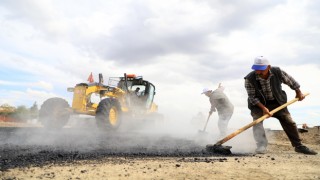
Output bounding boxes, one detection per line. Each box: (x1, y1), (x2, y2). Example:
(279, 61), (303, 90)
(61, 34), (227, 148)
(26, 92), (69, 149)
(198, 113), (212, 134)
(206, 93), (310, 155)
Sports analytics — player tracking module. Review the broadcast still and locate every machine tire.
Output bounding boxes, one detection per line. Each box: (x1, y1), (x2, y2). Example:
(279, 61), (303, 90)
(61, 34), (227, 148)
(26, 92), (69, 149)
(95, 98), (122, 131)
(39, 97), (70, 129)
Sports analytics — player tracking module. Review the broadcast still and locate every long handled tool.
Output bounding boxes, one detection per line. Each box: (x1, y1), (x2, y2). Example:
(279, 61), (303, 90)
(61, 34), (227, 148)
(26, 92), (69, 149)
(206, 93), (310, 155)
(198, 113), (212, 133)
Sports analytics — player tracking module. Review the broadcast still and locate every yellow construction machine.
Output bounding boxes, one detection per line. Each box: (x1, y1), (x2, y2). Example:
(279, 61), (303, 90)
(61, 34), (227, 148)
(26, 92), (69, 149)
(39, 73), (162, 130)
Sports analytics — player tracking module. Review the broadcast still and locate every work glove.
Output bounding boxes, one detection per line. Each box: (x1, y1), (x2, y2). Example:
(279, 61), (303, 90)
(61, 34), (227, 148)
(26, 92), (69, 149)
(209, 109), (215, 116)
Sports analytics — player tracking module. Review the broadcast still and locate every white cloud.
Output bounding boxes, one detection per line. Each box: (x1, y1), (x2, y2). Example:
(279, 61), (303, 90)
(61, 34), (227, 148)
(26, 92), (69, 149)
(0, 0), (319, 130)
(29, 81), (53, 91)
(0, 88), (58, 107)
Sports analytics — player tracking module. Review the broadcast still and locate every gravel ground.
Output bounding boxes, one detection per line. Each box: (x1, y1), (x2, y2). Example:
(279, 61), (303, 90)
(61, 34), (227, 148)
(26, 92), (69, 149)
(0, 125), (319, 179)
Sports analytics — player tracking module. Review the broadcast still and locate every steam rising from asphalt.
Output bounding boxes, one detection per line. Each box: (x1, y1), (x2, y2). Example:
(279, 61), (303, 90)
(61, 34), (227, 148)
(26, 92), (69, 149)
(1, 118), (252, 156)
(1, 109), (258, 156)
(0, 116), (206, 154)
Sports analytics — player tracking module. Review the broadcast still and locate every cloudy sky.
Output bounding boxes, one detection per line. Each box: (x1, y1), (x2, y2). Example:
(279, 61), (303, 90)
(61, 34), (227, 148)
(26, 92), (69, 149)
(0, 0), (319, 130)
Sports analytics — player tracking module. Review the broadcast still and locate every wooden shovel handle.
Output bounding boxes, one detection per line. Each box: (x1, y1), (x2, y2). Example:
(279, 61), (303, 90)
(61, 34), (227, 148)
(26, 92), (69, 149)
(203, 113), (212, 131)
(215, 93), (310, 146)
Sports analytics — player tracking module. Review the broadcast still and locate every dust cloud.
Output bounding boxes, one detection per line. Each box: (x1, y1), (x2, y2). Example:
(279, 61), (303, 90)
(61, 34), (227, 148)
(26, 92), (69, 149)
(1, 107), (259, 158)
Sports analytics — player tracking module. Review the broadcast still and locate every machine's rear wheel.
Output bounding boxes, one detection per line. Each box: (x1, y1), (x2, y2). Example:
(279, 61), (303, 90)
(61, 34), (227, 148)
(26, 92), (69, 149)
(96, 98), (122, 130)
(39, 97), (70, 129)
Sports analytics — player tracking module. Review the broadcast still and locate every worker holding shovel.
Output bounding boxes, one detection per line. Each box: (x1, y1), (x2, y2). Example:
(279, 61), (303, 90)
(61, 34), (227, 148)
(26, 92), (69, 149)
(244, 56), (317, 155)
(202, 83), (234, 138)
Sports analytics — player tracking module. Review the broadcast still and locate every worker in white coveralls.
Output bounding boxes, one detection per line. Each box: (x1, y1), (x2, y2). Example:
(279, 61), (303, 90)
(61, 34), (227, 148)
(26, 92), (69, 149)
(202, 84), (234, 137)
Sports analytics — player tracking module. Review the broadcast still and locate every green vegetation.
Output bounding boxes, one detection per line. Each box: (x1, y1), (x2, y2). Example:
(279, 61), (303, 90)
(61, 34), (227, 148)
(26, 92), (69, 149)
(0, 102), (38, 122)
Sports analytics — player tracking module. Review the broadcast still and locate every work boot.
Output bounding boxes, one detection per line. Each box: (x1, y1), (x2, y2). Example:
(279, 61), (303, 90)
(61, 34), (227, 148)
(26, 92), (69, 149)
(295, 145), (318, 155)
(255, 146), (267, 154)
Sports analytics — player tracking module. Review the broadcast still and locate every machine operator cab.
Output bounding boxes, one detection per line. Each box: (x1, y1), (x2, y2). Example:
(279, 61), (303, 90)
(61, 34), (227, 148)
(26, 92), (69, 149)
(110, 74), (156, 112)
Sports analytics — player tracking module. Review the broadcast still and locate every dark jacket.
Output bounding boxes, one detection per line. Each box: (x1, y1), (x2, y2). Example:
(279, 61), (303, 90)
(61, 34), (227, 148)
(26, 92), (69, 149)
(244, 67), (287, 110)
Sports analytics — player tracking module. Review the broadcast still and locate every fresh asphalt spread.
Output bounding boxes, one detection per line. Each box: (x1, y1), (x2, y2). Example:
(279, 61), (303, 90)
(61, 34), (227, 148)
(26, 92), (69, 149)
(0, 126), (239, 171)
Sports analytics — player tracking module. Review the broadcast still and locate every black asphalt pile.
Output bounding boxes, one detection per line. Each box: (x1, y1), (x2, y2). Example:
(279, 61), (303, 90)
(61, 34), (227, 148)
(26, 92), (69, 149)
(0, 127), (229, 171)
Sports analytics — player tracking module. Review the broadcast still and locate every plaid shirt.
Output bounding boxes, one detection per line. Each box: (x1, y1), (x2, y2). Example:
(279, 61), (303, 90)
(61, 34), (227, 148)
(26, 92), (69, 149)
(245, 69), (300, 105)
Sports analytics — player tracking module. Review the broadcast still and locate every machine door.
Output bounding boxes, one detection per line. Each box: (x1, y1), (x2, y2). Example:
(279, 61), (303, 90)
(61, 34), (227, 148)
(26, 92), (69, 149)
(128, 82), (155, 109)
(145, 83), (155, 109)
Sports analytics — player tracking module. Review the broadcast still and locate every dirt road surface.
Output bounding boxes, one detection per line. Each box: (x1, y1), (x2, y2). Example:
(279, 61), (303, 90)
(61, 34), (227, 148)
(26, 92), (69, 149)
(0, 125), (319, 179)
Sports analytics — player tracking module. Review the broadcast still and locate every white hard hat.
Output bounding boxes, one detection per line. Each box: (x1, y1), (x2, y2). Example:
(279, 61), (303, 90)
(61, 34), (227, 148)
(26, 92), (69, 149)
(201, 87), (211, 94)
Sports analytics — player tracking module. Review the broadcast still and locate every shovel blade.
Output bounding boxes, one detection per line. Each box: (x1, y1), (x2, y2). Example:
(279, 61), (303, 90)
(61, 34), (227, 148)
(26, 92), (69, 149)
(198, 129), (208, 134)
(206, 144), (232, 155)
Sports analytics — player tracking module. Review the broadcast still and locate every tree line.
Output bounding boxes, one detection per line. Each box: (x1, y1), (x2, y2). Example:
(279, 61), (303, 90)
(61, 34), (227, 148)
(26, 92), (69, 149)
(0, 102), (39, 122)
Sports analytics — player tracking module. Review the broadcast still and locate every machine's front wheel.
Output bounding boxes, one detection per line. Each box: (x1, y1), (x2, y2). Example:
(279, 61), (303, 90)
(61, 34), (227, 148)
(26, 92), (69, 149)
(39, 97), (70, 129)
(95, 98), (122, 131)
